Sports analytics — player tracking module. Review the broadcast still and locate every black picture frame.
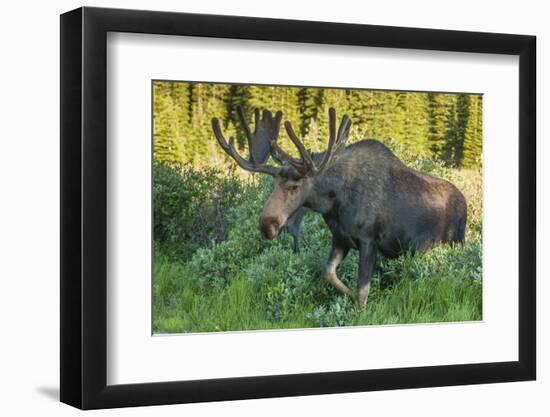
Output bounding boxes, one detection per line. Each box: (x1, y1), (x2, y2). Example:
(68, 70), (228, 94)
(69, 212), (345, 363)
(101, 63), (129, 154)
(60, 6), (536, 410)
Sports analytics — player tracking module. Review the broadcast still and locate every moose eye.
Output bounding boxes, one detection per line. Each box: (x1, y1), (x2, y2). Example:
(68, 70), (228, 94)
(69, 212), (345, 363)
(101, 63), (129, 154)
(287, 185), (299, 192)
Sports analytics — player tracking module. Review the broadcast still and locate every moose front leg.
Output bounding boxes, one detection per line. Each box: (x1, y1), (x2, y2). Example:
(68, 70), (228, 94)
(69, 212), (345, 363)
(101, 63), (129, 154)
(325, 239), (351, 295)
(357, 239), (378, 309)
(286, 207), (307, 253)
(287, 213), (302, 253)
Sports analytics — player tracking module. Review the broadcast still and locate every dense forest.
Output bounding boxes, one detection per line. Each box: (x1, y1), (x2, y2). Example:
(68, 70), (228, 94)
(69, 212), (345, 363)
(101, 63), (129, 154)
(153, 81), (483, 169)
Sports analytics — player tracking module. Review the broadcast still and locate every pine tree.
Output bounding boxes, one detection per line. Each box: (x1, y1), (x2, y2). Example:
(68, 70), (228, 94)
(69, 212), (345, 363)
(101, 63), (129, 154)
(203, 83), (231, 165)
(427, 93), (452, 159)
(348, 89), (373, 140)
(450, 94), (469, 166)
(463, 95), (483, 168)
(379, 91), (404, 142)
(166, 82), (190, 162)
(153, 82), (181, 163)
(298, 88), (323, 137)
(400, 92), (430, 155)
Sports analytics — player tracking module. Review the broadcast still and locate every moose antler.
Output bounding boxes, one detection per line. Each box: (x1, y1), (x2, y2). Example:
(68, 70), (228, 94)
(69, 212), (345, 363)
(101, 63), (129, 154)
(273, 108), (351, 177)
(211, 106), (282, 176)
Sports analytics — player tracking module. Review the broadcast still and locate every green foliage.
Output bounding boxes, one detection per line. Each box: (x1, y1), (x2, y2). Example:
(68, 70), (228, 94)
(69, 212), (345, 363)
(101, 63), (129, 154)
(152, 156), (483, 333)
(153, 162), (243, 259)
(153, 81), (482, 168)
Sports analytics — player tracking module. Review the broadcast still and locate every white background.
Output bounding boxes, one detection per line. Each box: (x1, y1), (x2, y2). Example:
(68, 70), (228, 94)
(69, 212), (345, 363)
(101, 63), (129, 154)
(108, 34), (519, 384)
(0, 0), (546, 416)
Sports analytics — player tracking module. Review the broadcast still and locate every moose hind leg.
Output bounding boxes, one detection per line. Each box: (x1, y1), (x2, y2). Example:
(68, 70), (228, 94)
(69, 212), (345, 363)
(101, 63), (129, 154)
(325, 240), (351, 295)
(357, 239), (378, 309)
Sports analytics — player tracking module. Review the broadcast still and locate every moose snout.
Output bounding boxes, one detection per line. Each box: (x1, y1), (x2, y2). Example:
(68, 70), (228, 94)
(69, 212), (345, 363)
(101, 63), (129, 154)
(260, 216), (283, 240)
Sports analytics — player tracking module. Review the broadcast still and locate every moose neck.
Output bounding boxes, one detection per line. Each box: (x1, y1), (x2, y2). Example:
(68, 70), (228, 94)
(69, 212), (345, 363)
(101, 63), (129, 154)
(303, 172), (340, 215)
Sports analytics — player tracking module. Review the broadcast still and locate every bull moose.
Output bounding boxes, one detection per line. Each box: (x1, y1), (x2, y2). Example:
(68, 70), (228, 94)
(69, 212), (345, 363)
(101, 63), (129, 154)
(211, 106), (467, 308)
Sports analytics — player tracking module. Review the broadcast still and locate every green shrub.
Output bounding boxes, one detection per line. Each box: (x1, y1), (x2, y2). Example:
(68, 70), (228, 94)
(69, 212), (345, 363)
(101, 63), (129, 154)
(153, 162), (244, 258)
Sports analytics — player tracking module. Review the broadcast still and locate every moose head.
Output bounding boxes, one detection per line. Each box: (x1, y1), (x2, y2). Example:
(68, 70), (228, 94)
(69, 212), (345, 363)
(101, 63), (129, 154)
(212, 106), (351, 241)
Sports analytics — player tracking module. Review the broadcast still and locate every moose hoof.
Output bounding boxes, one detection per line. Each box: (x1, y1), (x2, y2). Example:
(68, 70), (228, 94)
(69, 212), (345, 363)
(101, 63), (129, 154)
(356, 288), (370, 310)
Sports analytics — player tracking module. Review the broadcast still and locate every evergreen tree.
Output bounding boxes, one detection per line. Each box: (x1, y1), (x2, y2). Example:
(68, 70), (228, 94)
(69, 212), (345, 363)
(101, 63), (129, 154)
(348, 89), (373, 139)
(463, 95), (483, 168)
(443, 94), (469, 166)
(153, 82), (182, 163)
(167, 82), (191, 162)
(400, 92), (430, 155)
(427, 93), (451, 159)
(298, 88), (323, 137)
(379, 91), (404, 141)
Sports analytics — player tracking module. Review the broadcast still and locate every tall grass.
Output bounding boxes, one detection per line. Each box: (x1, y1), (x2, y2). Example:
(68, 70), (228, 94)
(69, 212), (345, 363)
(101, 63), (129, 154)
(153, 143), (482, 333)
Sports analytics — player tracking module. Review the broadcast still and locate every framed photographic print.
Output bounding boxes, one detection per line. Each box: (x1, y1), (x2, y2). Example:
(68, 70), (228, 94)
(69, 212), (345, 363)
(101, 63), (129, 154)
(60, 6), (536, 410)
